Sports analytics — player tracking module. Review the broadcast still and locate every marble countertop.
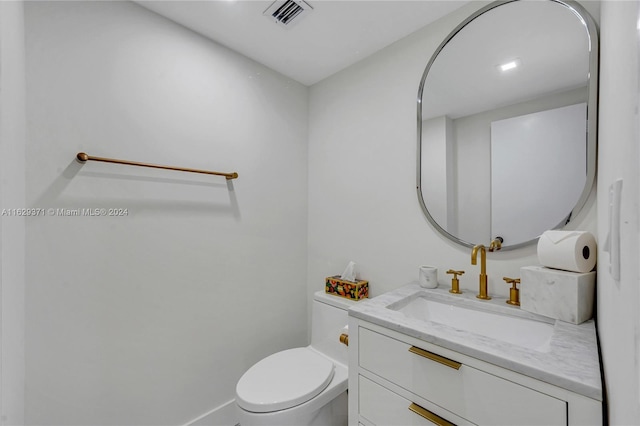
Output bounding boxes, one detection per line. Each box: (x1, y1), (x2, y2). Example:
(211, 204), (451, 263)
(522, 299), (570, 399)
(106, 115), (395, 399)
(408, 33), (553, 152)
(348, 281), (602, 401)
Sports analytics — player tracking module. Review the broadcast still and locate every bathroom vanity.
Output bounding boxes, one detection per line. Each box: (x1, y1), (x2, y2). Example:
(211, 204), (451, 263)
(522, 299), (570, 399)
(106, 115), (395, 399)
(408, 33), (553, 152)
(347, 283), (602, 426)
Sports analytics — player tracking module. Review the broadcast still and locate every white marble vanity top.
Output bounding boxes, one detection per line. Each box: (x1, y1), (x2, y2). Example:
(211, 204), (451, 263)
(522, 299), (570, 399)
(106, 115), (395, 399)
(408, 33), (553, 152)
(348, 281), (602, 401)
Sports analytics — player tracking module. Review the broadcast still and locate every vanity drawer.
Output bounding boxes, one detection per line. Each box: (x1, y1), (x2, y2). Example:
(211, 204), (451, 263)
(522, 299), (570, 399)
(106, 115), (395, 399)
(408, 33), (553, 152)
(359, 327), (567, 425)
(359, 375), (472, 426)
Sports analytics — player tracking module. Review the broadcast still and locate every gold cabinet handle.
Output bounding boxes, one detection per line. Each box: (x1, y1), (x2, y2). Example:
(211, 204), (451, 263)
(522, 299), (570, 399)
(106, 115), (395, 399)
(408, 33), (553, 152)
(409, 402), (456, 426)
(408, 346), (461, 370)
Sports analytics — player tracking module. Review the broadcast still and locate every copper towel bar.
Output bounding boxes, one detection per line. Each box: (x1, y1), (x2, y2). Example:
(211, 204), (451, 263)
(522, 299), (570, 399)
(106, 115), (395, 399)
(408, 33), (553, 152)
(76, 152), (238, 180)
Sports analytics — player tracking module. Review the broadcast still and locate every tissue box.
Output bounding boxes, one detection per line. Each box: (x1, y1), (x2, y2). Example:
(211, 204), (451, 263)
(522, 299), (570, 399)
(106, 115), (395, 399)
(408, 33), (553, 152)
(520, 266), (596, 324)
(325, 276), (369, 301)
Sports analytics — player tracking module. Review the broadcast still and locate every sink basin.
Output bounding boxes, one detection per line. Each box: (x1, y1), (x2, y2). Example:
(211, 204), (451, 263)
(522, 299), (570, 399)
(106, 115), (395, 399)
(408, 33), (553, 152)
(390, 295), (554, 352)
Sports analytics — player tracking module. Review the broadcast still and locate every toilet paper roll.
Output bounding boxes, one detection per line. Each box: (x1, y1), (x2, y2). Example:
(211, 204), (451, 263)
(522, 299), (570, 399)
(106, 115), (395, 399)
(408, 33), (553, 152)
(537, 230), (597, 273)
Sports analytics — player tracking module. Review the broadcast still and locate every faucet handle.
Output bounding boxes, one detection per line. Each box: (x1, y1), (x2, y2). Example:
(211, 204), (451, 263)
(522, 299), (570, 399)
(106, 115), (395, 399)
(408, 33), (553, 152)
(503, 277), (521, 306)
(446, 269), (464, 294)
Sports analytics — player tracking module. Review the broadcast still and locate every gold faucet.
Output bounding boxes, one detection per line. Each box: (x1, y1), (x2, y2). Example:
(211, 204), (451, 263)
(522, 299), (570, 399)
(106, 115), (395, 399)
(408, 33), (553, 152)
(471, 244), (491, 300)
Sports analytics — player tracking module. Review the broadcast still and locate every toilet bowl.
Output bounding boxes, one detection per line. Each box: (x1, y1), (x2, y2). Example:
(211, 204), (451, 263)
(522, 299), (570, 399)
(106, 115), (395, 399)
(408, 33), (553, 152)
(235, 291), (355, 426)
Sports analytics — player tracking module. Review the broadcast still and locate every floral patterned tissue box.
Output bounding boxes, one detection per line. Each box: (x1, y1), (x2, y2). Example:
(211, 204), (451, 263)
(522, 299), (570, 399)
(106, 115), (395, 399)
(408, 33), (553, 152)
(325, 275), (369, 301)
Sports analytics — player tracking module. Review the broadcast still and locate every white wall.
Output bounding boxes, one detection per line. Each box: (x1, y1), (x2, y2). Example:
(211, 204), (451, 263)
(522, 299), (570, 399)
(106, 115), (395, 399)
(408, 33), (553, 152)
(597, 1), (640, 423)
(453, 87), (587, 244)
(24, 2), (308, 425)
(308, 1), (597, 302)
(491, 103), (587, 243)
(0, 1), (27, 424)
(421, 115), (451, 231)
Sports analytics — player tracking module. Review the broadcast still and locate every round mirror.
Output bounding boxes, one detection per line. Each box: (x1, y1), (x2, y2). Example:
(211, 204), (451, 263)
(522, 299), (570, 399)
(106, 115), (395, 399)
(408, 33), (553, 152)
(417, 0), (598, 250)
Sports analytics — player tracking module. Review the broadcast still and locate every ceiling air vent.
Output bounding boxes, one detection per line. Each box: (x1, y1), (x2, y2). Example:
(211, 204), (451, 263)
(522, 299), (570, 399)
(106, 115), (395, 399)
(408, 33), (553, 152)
(263, 0), (313, 29)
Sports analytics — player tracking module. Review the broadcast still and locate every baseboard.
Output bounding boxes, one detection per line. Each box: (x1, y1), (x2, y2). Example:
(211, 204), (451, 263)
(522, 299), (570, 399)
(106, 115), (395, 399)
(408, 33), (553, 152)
(184, 399), (239, 426)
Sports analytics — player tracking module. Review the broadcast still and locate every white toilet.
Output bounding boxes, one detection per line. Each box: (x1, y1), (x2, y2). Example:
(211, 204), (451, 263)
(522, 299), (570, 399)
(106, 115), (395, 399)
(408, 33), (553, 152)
(235, 291), (355, 426)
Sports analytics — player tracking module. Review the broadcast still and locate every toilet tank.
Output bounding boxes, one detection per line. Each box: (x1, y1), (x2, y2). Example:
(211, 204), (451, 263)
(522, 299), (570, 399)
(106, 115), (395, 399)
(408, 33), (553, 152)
(310, 291), (356, 366)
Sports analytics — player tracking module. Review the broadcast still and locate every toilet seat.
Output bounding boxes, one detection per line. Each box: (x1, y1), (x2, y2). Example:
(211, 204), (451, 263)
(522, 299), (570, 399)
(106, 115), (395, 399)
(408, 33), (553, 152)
(236, 347), (335, 413)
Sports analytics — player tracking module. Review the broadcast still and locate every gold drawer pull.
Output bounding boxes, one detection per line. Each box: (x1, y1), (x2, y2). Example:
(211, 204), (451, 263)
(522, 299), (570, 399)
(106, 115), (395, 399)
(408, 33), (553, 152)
(409, 346), (462, 370)
(409, 402), (456, 426)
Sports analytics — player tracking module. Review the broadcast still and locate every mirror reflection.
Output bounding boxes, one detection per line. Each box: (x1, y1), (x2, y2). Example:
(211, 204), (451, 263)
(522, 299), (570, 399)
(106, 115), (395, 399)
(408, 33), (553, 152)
(417, 0), (597, 249)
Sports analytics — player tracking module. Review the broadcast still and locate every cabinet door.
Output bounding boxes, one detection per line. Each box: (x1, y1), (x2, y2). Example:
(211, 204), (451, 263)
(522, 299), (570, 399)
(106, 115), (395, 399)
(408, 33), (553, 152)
(359, 327), (567, 425)
(359, 375), (474, 426)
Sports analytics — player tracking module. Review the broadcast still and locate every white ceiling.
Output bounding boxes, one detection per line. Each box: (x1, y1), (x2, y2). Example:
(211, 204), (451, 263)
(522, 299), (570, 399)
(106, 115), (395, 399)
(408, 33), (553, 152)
(422, 0), (592, 119)
(134, 0), (469, 86)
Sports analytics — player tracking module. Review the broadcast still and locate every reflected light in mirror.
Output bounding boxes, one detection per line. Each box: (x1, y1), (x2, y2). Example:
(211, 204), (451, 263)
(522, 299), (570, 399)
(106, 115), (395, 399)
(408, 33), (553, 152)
(498, 59), (520, 72)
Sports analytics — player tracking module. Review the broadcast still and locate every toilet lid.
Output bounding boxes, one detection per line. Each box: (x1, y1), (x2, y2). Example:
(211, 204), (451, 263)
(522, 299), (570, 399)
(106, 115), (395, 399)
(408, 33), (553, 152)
(236, 347), (335, 413)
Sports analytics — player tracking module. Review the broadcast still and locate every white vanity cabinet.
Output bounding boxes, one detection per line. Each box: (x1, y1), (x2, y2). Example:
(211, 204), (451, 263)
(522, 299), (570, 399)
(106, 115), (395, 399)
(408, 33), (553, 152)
(348, 319), (602, 426)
